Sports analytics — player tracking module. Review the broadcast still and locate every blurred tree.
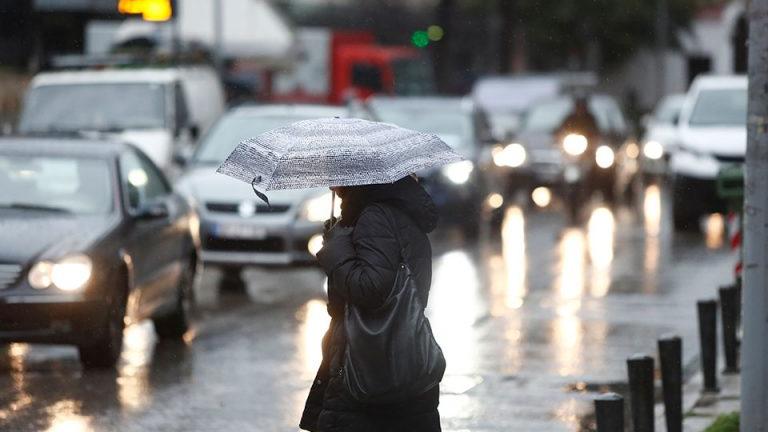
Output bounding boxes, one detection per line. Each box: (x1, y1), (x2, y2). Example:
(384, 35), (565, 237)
(274, 0), (722, 92)
(433, 0), (454, 91)
(509, 0), (715, 71)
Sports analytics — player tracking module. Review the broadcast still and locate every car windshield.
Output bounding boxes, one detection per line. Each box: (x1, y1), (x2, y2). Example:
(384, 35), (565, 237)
(520, 98), (625, 133)
(194, 114), (340, 164)
(18, 83), (166, 133)
(372, 105), (473, 152)
(474, 78), (560, 112)
(488, 112), (521, 140)
(689, 88), (747, 126)
(0, 155), (113, 214)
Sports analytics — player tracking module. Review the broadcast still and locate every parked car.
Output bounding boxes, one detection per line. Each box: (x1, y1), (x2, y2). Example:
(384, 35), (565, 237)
(670, 75), (747, 231)
(367, 96), (487, 236)
(175, 104), (366, 280)
(640, 93), (686, 177)
(508, 94), (632, 217)
(0, 138), (200, 368)
(17, 66), (225, 172)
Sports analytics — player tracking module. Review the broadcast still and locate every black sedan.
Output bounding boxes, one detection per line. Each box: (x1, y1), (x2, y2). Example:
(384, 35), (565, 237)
(368, 96), (488, 237)
(0, 138), (200, 368)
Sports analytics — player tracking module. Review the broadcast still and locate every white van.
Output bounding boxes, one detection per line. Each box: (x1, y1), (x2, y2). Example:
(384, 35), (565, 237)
(670, 75), (747, 231)
(17, 66), (225, 172)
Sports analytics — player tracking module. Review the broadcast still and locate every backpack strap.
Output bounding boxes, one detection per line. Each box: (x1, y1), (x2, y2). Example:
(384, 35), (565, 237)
(369, 203), (406, 264)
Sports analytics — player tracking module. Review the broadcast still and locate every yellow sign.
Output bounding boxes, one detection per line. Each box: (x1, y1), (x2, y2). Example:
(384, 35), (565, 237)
(118, 0), (173, 22)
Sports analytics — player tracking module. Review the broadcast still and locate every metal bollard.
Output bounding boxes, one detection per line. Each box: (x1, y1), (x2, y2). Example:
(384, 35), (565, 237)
(719, 286), (740, 373)
(627, 354), (655, 432)
(594, 392), (624, 432)
(658, 335), (683, 432)
(697, 299), (720, 392)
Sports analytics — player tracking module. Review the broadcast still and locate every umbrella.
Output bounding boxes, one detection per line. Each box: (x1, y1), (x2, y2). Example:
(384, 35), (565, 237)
(216, 117), (464, 207)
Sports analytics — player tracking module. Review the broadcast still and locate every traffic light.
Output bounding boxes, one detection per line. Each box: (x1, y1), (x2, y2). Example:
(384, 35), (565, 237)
(411, 26), (445, 48)
(118, 0), (173, 22)
(411, 31), (429, 48)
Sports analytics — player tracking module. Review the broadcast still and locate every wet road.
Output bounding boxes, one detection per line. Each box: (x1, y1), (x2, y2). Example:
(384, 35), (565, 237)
(0, 185), (734, 431)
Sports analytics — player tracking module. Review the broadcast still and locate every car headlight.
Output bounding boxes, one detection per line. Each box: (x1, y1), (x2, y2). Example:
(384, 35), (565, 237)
(300, 193), (341, 222)
(28, 261), (54, 289)
(492, 143), (527, 168)
(28, 254), (92, 291)
(643, 141), (664, 160)
(625, 142), (640, 159)
(595, 145), (615, 169)
(563, 133), (588, 156)
(442, 161), (474, 184)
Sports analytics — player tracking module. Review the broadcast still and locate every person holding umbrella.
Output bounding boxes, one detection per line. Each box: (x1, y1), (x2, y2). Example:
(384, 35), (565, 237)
(217, 118), (461, 431)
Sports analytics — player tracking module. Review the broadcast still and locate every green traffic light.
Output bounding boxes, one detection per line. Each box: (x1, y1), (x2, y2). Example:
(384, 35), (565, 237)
(411, 31), (429, 48)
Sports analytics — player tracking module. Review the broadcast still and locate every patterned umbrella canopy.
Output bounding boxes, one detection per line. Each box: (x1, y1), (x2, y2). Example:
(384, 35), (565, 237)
(217, 117), (463, 203)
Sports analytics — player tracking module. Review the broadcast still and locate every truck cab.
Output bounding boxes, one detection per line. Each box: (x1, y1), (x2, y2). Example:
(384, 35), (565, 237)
(332, 45), (434, 103)
(273, 28), (434, 105)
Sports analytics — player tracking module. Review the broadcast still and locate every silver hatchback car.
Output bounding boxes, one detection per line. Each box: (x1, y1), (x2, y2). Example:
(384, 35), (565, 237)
(175, 104), (364, 272)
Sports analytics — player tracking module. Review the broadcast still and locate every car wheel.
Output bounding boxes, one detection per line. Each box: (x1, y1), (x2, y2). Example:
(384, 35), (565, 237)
(78, 293), (126, 369)
(489, 206), (505, 230)
(672, 181), (700, 232)
(154, 262), (195, 339)
(219, 266), (245, 293)
(602, 177), (617, 205)
(462, 201), (483, 240)
(564, 186), (582, 224)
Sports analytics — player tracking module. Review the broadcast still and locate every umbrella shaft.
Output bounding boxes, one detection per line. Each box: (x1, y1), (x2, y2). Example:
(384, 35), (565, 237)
(330, 191), (336, 222)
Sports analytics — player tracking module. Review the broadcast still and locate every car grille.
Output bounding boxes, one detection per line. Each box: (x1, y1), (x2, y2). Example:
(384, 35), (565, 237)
(203, 236), (285, 253)
(205, 202), (291, 214)
(0, 264), (22, 290)
(713, 154), (745, 164)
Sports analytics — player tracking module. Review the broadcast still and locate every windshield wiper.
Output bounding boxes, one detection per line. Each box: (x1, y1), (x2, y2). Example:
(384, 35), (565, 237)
(82, 126), (125, 133)
(20, 127), (83, 137)
(0, 203), (72, 213)
(22, 124), (129, 137)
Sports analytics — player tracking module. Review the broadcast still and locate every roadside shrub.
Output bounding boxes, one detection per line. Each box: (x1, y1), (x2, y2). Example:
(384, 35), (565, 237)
(704, 412), (739, 432)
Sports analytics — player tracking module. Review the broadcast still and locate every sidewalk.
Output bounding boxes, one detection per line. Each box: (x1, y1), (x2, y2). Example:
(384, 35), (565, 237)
(655, 367), (740, 431)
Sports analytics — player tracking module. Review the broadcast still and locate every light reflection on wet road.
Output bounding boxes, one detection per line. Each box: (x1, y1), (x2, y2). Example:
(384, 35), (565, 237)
(0, 185), (734, 431)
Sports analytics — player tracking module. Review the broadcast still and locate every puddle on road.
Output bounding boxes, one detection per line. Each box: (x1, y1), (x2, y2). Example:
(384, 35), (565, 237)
(0, 184), (735, 432)
(295, 298), (330, 381)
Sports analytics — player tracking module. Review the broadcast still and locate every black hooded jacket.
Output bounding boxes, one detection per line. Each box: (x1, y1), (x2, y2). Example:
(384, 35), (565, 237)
(300, 177), (441, 432)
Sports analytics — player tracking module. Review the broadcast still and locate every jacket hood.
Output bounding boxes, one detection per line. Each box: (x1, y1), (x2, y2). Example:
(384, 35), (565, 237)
(340, 176), (438, 233)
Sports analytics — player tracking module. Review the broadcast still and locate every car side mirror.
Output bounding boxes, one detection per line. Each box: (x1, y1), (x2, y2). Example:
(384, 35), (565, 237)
(189, 124), (200, 141)
(137, 200), (170, 220)
(173, 146), (195, 167)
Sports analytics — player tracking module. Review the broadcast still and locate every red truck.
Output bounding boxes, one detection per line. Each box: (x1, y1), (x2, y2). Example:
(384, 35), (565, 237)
(273, 28), (434, 104)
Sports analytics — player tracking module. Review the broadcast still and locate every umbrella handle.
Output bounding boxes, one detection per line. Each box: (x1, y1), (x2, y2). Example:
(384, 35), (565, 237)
(330, 191), (335, 220)
(324, 190), (339, 232)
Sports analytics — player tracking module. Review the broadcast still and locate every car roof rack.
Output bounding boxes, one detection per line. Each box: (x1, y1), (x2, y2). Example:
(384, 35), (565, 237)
(47, 50), (212, 71)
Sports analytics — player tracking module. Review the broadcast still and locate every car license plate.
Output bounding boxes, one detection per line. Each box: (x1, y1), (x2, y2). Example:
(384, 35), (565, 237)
(214, 223), (268, 240)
